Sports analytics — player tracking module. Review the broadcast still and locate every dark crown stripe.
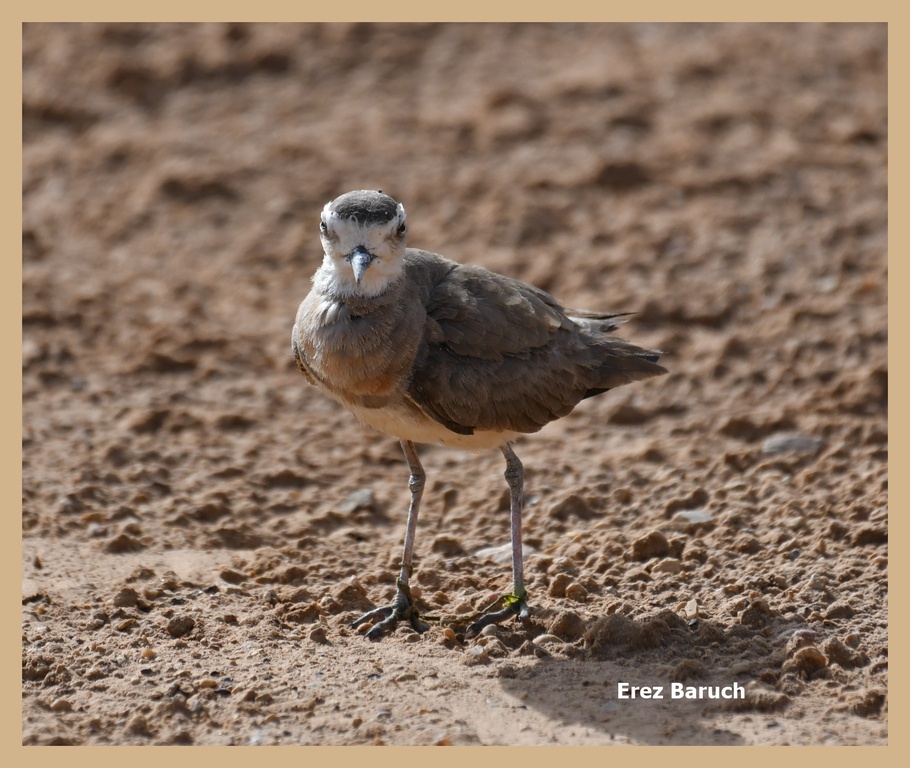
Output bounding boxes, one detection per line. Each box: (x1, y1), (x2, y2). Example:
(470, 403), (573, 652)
(330, 190), (400, 224)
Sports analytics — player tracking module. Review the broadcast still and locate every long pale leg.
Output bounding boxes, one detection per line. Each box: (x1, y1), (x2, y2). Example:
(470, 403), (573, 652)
(466, 443), (531, 636)
(352, 440), (430, 640)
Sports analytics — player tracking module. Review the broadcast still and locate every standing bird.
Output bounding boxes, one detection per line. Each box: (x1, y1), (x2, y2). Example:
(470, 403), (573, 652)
(292, 190), (666, 640)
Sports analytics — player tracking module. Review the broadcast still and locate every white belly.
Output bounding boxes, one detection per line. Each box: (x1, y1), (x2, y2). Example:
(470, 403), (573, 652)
(347, 401), (520, 451)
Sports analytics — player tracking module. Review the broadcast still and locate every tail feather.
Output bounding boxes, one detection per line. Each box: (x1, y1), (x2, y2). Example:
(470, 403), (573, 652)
(583, 340), (666, 399)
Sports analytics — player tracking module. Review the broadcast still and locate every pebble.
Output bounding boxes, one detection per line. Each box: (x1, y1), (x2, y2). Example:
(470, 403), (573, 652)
(480, 624), (498, 637)
(463, 645), (489, 665)
(632, 531), (670, 561)
(308, 626), (329, 644)
(825, 600), (856, 620)
(548, 573), (573, 598)
(166, 615), (195, 638)
(50, 698), (73, 712)
(806, 572), (827, 590)
(763, 433), (824, 455)
(219, 568), (247, 585)
(784, 646), (828, 677)
(565, 583), (588, 601)
(533, 633), (565, 647)
(672, 509), (714, 526)
(684, 599), (699, 620)
(141, 648), (156, 660)
(481, 638), (509, 658)
(549, 610), (586, 642)
(442, 627), (457, 641)
(821, 637), (866, 669)
(113, 587), (140, 607)
(125, 714), (152, 736)
(652, 558), (682, 575)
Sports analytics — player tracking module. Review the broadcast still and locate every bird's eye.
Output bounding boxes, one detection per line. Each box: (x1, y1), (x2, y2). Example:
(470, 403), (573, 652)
(319, 220), (328, 234)
(396, 222), (407, 237)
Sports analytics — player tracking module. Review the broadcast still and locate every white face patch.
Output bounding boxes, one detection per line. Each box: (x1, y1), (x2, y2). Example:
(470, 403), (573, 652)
(318, 203), (407, 297)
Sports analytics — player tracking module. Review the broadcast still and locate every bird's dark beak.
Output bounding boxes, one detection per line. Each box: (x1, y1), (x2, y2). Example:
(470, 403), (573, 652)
(349, 247), (375, 285)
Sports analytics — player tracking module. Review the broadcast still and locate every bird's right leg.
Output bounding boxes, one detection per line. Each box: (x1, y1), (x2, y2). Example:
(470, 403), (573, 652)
(352, 440), (430, 640)
(465, 443), (531, 636)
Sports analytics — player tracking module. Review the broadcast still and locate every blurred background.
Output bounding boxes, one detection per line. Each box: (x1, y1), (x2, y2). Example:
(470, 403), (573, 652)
(22, 23), (888, 746)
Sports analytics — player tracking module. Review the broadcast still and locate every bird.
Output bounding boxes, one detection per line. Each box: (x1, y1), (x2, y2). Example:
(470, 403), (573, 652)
(292, 189), (666, 640)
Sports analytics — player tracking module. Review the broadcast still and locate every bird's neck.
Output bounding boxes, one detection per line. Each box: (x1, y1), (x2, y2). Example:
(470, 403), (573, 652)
(314, 255), (403, 303)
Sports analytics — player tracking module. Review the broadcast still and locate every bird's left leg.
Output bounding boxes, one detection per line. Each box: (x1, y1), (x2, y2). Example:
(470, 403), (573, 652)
(352, 440), (430, 640)
(466, 443), (530, 636)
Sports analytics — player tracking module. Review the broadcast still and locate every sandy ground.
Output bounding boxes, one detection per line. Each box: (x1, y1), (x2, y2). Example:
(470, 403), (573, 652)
(22, 23), (887, 746)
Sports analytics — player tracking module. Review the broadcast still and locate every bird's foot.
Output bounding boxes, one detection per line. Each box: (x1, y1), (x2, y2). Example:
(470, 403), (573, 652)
(465, 590), (530, 637)
(352, 581), (431, 641)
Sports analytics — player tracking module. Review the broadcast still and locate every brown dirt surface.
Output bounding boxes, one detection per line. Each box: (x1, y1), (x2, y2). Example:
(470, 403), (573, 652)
(22, 23), (887, 746)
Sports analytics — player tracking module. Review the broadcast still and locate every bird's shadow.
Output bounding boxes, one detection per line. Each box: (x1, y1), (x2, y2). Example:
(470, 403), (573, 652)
(477, 607), (803, 745)
(496, 656), (747, 745)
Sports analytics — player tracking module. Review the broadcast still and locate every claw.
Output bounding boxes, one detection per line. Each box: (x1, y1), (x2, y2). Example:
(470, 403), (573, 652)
(351, 582), (431, 640)
(465, 591), (530, 637)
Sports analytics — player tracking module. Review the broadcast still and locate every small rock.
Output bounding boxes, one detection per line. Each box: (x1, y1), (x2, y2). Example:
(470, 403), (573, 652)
(783, 646), (828, 678)
(431, 535), (466, 557)
(113, 587), (140, 607)
(548, 493), (595, 521)
(853, 526), (887, 546)
(805, 572), (827, 590)
(331, 580), (374, 612)
(482, 638), (510, 658)
(684, 599), (699, 620)
(733, 689), (791, 712)
(740, 599), (775, 628)
(632, 531), (670, 561)
(463, 645), (489, 666)
(762, 432), (824, 455)
(825, 600), (856, 620)
(548, 610), (586, 642)
(565, 583), (588, 601)
(781, 628), (817, 649)
(652, 558), (682, 575)
(533, 633), (565, 647)
(548, 572), (573, 598)
(105, 533), (145, 554)
(308, 626), (329, 645)
(219, 568), (247, 585)
(480, 624), (498, 637)
(822, 637), (866, 669)
(141, 648), (156, 660)
(733, 535), (762, 554)
(125, 714), (153, 736)
(50, 698), (73, 712)
(166, 615), (195, 638)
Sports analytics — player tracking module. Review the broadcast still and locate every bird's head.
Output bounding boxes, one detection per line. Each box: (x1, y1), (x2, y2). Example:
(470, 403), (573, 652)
(318, 189), (408, 297)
